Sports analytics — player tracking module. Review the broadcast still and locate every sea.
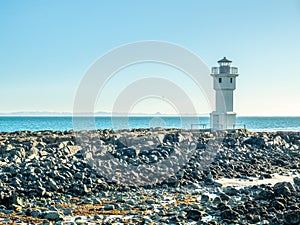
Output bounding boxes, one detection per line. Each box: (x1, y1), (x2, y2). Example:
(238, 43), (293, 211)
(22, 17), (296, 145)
(0, 116), (300, 132)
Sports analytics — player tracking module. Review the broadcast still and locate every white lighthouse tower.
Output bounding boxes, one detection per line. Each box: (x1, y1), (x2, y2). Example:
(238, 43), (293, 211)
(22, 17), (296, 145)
(210, 57), (239, 130)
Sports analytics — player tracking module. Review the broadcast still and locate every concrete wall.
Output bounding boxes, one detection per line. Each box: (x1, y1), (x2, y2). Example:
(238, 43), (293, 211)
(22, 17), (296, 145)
(210, 112), (237, 130)
(213, 76), (236, 90)
(215, 90), (233, 112)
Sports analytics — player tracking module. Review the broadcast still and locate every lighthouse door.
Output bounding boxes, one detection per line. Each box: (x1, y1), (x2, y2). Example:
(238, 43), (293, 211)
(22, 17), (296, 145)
(213, 115), (220, 129)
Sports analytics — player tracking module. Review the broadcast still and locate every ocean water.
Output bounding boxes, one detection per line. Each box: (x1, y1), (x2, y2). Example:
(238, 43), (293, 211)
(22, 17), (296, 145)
(0, 116), (299, 132)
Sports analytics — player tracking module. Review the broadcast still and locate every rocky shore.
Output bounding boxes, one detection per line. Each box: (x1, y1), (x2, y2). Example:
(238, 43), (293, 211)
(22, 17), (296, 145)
(0, 129), (299, 224)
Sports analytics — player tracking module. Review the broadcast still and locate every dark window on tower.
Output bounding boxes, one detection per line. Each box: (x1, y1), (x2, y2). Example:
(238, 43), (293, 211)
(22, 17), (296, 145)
(219, 78), (222, 83)
(230, 78), (233, 83)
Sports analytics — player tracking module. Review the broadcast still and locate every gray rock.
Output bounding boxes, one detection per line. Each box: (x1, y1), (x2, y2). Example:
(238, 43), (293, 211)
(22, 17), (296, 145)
(94, 214), (101, 220)
(293, 177), (300, 186)
(201, 194), (209, 203)
(31, 209), (41, 218)
(274, 182), (295, 196)
(121, 148), (137, 158)
(145, 198), (155, 204)
(74, 216), (86, 223)
(271, 200), (285, 210)
(221, 209), (239, 222)
(115, 196), (125, 203)
(284, 210), (300, 225)
(165, 177), (178, 187)
(126, 199), (135, 205)
(255, 189), (274, 200)
(63, 207), (73, 216)
(48, 178), (59, 191)
(219, 192), (230, 201)
(0, 209), (14, 214)
(213, 196), (222, 204)
(42, 211), (62, 221)
(224, 186), (239, 196)
(186, 209), (202, 221)
(104, 204), (115, 210)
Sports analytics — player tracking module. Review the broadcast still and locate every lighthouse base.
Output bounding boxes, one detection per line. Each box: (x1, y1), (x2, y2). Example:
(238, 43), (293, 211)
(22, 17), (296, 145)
(210, 111), (237, 130)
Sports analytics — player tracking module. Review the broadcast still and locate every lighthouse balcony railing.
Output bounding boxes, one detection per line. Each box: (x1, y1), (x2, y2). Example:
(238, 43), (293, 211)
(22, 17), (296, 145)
(211, 67), (238, 75)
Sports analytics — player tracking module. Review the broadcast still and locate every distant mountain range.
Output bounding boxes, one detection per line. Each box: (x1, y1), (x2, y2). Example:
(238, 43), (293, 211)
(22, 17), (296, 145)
(0, 111), (74, 116)
(0, 111), (200, 116)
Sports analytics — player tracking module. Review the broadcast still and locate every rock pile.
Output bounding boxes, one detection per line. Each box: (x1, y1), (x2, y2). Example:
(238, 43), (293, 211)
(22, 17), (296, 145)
(0, 129), (299, 224)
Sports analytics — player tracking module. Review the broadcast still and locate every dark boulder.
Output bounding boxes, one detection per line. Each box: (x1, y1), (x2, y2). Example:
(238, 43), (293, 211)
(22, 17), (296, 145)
(221, 209), (239, 222)
(186, 209), (202, 221)
(284, 210), (300, 225)
(255, 189), (274, 200)
(293, 177), (300, 186)
(274, 182), (295, 197)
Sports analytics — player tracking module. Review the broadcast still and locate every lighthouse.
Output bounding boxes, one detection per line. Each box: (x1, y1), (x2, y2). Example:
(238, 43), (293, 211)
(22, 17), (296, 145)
(210, 57), (239, 130)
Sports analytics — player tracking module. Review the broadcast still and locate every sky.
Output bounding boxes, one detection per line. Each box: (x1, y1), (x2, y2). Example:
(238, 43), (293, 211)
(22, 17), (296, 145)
(0, 0), (300, 116)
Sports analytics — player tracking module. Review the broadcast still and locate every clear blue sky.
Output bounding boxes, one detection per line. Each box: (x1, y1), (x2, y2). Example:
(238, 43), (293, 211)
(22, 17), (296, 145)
(1, 0), (299, 116)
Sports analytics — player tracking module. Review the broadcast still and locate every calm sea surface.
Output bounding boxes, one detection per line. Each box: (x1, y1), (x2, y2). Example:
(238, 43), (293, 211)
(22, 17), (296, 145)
(0, 116), (300, 132)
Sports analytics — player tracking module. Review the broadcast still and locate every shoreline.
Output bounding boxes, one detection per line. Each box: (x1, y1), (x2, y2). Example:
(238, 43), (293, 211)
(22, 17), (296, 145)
(1, 116), (300, 134)
(0, 128), (299, 224)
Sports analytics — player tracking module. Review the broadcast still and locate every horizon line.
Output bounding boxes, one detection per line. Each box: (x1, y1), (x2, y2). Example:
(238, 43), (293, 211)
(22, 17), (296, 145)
(0, 112), (299, 117)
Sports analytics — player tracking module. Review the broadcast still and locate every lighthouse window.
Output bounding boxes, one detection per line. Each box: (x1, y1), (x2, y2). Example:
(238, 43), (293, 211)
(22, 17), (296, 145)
(230, 78), (233, 83)
(219, 78), (222, 83)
